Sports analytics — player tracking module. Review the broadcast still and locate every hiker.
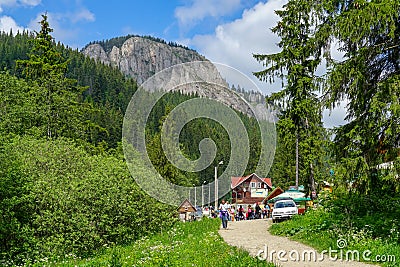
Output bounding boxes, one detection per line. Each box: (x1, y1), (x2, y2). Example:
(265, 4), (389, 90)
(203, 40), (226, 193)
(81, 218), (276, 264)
(246, 204), (254, 220)
(255, 202), (261, 219)
(265, 204), (270, 218)
(237, 205), (244, 221)
(219, 199), (229, 229)
(230, 206), (235, 221)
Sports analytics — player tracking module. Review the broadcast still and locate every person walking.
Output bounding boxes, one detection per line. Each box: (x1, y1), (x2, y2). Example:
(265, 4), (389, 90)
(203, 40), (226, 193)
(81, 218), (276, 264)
(219, 199), (229, 229)
(230, 206), (235, 221)
(255, 202), (261, 219)
(246, 204), (253, 220)
(265, 204), (271, 218)
(237, 205), (244, 220)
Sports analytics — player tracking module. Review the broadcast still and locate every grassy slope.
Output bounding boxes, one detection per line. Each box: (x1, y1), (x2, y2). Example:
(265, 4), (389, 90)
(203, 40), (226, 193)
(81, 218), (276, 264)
(36, 218), (275, 267)
(269, 209), (399, 267)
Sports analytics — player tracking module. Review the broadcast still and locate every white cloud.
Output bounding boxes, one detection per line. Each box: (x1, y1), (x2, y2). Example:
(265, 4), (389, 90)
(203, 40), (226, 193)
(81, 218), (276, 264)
(19, 0), (40, 6)
(28, 12), (77, 43)
(189, 0), (287, 95)
(186, 0), (347, 126)
(323, 99), (348, 129)
(27, 7), (94, 47)
(0, 0), (16, 12)
(0, 0), (40, 12)
(0, 0), (16, 5)
(0, 15), (25, 32)
(175, 0), (241, 30)
(68, 8), (95, 23)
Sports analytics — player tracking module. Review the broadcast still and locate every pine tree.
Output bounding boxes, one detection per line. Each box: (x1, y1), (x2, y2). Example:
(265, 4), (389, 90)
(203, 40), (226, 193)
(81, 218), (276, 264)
(17, 13), (67, 80)
(16, 14), (86, 139)
(317, 0), (400, 192)
(255, 0), (400, 193)
(253, 0), (326, 194)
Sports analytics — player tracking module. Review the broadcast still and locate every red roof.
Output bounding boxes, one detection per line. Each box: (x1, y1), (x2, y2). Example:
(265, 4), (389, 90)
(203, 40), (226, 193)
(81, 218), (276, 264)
(231, 173), (272, 189)
(262, 186), (284, 204)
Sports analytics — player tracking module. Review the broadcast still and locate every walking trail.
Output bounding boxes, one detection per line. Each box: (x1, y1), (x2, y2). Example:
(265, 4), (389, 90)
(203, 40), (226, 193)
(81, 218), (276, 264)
(218, 219), (377, 267)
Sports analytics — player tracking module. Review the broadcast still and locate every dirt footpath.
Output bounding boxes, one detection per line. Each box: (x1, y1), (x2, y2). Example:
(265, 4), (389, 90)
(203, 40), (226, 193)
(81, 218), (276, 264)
(218, 219), (377, 267)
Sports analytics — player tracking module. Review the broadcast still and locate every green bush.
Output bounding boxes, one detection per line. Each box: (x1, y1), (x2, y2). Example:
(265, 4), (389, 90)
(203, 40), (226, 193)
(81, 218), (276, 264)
(270, 192), (400, 267)
(0, 135), (178, 265)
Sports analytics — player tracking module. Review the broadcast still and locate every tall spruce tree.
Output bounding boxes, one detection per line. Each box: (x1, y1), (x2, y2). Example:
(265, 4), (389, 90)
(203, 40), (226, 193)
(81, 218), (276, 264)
(317, 0), (400, 192)
(17, 13), (67, 80)
(253, 0), (326, 194)
(16, 14), (86, 139)
(255, 0), (400, 193)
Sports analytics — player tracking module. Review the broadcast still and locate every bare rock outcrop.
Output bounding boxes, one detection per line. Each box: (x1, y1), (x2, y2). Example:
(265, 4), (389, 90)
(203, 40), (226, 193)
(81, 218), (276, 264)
(82, 36), (272, 120)
(82, 36), (206, 84)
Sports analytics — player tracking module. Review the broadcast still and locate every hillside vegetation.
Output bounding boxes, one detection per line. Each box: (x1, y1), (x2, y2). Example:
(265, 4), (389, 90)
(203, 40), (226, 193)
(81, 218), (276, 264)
(255, 1), (400, 266)
(0, 14), (267, 265)
(0, 135), (177, 265)
(40, 219), (274, 267)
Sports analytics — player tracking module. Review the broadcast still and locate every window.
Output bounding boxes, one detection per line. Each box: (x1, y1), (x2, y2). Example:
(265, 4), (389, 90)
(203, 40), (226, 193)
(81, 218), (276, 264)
(257, 182), (262, 188)
(251, 182), (256, 188)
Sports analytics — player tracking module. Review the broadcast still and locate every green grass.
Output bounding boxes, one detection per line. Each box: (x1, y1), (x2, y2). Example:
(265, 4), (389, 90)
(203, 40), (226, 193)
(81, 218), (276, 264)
(270, 209), (399, 267)
(32, 218), (275, 267)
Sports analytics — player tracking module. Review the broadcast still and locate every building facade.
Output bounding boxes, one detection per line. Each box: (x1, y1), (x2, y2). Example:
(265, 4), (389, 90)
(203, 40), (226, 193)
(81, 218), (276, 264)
(231, 173), (272, 205)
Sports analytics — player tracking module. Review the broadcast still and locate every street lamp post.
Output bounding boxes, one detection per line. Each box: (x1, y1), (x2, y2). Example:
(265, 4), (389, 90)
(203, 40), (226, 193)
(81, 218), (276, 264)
(202, 181), (206, 208)
(208, 182), (211, 207)
(193, 184), (196, 207)
(214, 161), (223, 209)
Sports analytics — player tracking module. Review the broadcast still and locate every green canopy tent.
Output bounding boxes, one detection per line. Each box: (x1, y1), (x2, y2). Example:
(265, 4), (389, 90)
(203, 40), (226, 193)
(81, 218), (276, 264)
(267, 189), (311, 203)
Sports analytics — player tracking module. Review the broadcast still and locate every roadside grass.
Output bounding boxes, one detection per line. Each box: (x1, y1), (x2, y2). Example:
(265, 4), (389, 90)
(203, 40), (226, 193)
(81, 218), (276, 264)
(34, 218), (275, 267)
(269, 209), (399, 267)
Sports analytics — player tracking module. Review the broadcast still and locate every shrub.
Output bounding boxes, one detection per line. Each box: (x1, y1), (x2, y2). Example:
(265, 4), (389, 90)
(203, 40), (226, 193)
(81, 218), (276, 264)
(270, 191), (400, 267)
(0, 135), (178, 265)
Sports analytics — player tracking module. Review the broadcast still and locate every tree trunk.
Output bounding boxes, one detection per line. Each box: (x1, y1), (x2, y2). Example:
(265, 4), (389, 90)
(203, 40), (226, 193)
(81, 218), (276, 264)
(295, 131), (299, 189)
(309, 162), (316, 198)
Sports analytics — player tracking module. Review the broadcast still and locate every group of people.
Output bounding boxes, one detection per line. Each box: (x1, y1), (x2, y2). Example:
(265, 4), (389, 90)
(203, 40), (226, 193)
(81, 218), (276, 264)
(218, 200), (271, 229)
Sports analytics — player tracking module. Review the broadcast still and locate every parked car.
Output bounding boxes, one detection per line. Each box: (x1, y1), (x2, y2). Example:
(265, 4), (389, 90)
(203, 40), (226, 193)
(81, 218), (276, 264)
(271, 198), (298, 223)
(202, 207), (210, 217)
(190, 206), (203, 221)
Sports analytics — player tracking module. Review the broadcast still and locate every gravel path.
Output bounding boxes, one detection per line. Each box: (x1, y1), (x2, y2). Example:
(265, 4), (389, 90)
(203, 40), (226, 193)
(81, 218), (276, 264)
(218, 219), (377, 267)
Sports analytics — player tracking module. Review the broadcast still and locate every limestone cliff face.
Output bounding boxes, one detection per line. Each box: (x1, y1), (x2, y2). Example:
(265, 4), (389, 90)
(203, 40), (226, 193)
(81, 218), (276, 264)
(82, 36), (206, 84)
(82, 36), (272, 120)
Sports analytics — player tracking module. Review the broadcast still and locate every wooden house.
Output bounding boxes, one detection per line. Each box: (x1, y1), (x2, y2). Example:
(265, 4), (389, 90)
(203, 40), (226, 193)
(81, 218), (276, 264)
(177, 199), (196, 222)
(231, 173), (272, 205)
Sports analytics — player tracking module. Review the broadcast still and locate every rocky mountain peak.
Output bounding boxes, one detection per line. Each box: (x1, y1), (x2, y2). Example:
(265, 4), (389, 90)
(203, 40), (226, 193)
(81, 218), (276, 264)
(82, 36), (206, 84)
(82, 36), (271, 120)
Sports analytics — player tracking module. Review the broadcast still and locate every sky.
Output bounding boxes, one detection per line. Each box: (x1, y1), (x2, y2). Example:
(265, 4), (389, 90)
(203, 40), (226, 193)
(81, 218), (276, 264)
(0, 0), (346, 127)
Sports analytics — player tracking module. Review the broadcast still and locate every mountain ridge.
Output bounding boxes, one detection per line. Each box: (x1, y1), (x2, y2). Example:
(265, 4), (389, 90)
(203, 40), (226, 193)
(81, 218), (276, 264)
(83, 34), (194, 54)
(82, 36), (206, 84)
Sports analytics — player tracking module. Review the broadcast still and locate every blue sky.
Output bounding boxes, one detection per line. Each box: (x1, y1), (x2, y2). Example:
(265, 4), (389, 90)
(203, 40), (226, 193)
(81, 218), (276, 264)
(0, 0), (270, 48)
(0, 0), (346, 127)
(0, 0), (283, 85)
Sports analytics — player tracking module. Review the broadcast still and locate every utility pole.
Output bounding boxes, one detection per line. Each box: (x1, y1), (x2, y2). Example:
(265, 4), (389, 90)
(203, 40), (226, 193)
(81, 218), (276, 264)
(214, 161), (223, 209)
(194, 184), (197, 207)
(208, 182), (211, 207)
(202, 181), (206, 207)
(295, 132), (299, 189)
